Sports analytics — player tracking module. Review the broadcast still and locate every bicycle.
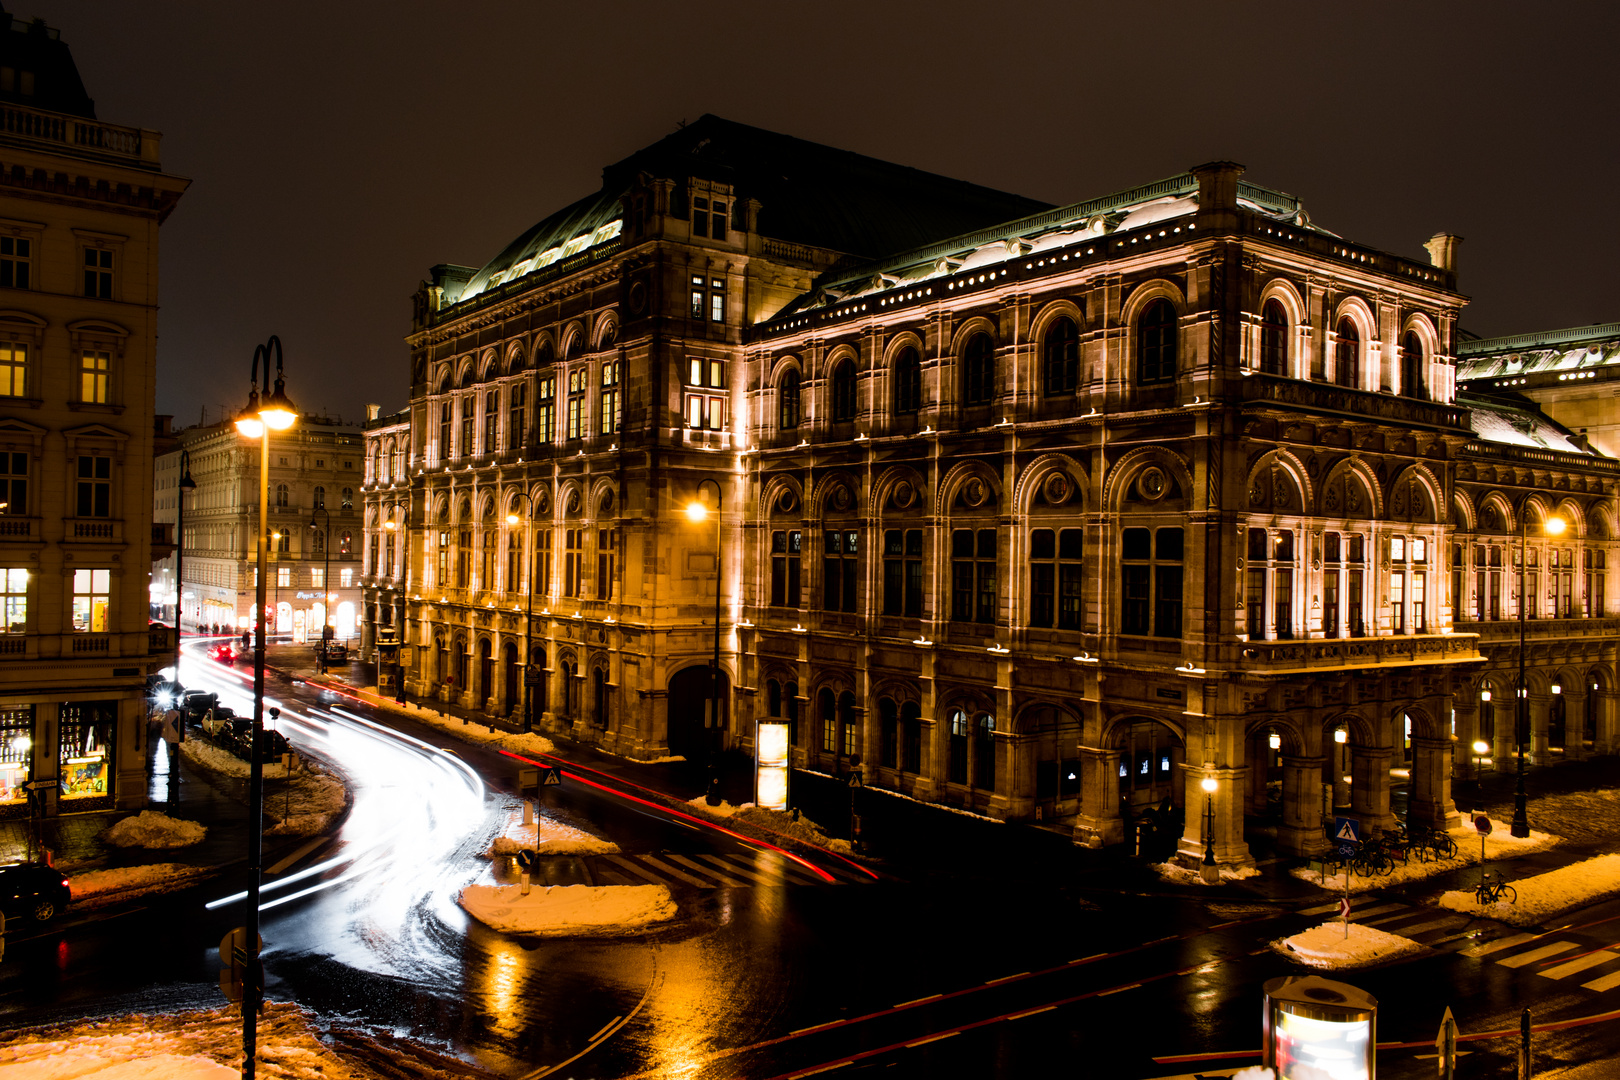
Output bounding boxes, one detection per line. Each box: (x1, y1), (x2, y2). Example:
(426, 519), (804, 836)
(1474, 873), (1517, 906)
(1351, 846), (1395, 877)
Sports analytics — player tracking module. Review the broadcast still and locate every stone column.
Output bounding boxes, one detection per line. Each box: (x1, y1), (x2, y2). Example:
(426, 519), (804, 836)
(1452, 702), (1480, 783)
(1409, 736), (1460, 831)
(1277, 755), (1329, 856)
(1491, 698), (1516, 770)
(1595, 690), (1619, 756)
(1245, 736), (1270, 816)
(1527, 693), (1550, 763)
(1349, 745), (1395, 836)
(1176, 764), (1254, 869)
(1074, 745), (1123, 847)
(1565, 688), (1590, 760)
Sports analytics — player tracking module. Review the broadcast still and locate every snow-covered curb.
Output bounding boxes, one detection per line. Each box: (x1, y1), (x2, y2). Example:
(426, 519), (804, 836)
(1151, 861), (1261, 887)
(1439, 854), (1620, 926)
(0, 1002), (381, 1078)
(459, 882), (676, 935)
(101, 810), (206, 848)
(70, 863), (215, 909)
(347, 684), (557, 761)
(1274, 921), (1426, 970)
(684, 797), (856, 855)
(487, 809), (620, 857)
(1290, 817), (1559, 894)
(181, 738), (292, 779)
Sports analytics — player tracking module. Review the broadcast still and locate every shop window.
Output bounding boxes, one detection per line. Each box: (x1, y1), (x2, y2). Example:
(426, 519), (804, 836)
(1029, 527), (1083, 629)
(58, 703), (113, 801)
(883, 529), (923, 617)
(0, 705), (30, 806)
(71, 568), (109, 632)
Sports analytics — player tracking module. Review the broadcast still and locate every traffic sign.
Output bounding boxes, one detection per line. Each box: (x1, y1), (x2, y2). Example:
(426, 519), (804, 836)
(218, 926), (262, 1005)
(1338, 897), (1351, 919)
(23, 779), (55, 792)
(1333, 816), (1362, 859)
(1475, 815), (1493, 835)
(541, 766), (561, 786)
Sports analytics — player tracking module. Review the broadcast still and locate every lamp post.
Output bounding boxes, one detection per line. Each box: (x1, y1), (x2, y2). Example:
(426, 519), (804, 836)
(1201, 773), (1219, 884)
(309, 506), (331, 673)
(1513, 513), (1564, 838)
(233, 336), (297, 1080)
(505, 492), (537, 729)
(685, 479), (724, 806)
(173, 450), (196, 686)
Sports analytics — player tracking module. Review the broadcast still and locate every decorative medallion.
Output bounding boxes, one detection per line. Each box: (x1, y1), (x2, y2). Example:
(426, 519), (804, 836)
(1043, 472), (1070, 506)
(830, 484), (853, 512)
(892, 480), (915, 509)
(599, 489), (615, 514)
(534, 487), (551, 515)
(628, 281), (648, 316)
(962, 477), (988, 507)
(1139, 466), (1167, 501)
(776, 489), (798, 514)
(565, 488), (581, 515)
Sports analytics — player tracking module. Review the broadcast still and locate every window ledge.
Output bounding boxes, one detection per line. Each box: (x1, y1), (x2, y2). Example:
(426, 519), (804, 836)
(0, 395), (40, 409)
(67, 402), (124, 416)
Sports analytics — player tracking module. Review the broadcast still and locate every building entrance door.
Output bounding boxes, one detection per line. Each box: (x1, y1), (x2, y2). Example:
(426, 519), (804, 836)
(668, 665), (726, 762)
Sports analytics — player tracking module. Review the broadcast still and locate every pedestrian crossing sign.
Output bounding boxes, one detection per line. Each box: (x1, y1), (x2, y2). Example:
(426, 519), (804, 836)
(541, 766), (562, 786)
(1333, 816), (1361, 843)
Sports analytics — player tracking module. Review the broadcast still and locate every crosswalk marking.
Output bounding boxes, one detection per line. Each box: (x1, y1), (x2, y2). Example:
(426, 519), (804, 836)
(666, 853), (750, 887)
(1541, 950), (1618, 980)
(1347, 904), (1407, 921)
(1582, 968), (1620, 993)
(1362, 911), (1419, 926)
(693, 853), (790, 887)
(1299, 902), (1341, 916)
(639, 853), (716, 888)
(1498, 943), (1578, 968)
(1385, 918), (1463, 938)
(602, 853), (679, 887)
(1461, 933), (1540, 958)
(757, 853), (831, 886)
(586, 851), (862, 889)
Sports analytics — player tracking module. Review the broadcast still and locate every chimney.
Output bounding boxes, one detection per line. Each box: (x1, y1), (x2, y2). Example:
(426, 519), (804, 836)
(365, 403), (381, 422)
(1424, 233), (1462, 276)
(1190, 161), (1245, 213)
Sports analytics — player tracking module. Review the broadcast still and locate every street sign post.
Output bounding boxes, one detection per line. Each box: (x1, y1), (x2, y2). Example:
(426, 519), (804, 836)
(1435, 1006), (1458, 1080)
(218, 927), (263, 1007)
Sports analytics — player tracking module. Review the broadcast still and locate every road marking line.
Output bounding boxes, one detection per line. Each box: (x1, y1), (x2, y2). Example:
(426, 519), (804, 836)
(602, 854), (676, 887)
(1299, 902), (1341, 916)
(894, 994), (941, 1008)
(1069, 953), (1107, 965)
(1387, 918), (1460, 937)
(788, 1060), (852, 1078)
(667, 853), (749, 887)
(267, 836), (328, 875)
(1142, 935), (1176, 946)
(1542, 951), (1618, 980)
(1582, 968), (1620, 993)
(1097, 983), (1141, 996)
(1461, 933), (1540, 958)
(694, 854), (781, 887)
(638, 854), (714, 888)
(904, 1032), (958, 1048)
(1347, 904), (1406, 920)
(1209, 919), (1242, 928)
(789, 1022), (837, 1036)
(985, 972), (1029, 985)
(1008, 1006), (1056, 1020)
(589, 1016), (622, 1042)
(1499, 942), (1579, 968)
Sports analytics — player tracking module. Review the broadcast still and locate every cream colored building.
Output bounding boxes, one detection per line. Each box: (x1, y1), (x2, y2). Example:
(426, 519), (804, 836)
(0, 11), (188, 817)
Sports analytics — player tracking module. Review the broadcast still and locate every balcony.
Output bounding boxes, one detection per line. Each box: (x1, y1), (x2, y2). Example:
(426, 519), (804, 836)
(1239, 631), (1481, 674)
(151, 522), (175, 560)
(1241, 373), (1469, 430)
(0, 102), (158, 169)
(0, 516), (36, 541)
(65, 518), (122, 543)
(148, 625), (176, 655)
(1466, 616), (1620, 643)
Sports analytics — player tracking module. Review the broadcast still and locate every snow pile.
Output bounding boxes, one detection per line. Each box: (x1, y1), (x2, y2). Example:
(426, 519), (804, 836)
(352, 685), (557, 758)
(1274, 921), (1425, 970)
(180, 739), (291, 779)
(69, 863), (213, 907)
(1232, 1069), (1276, 1080)
(1439, 854), (1620, 926)
(1290, 818), (1559, 894)
(101, 810), (207, 848)
(459, 882), (676, 935)
(685, 798), (855, 855)
(264, 756), (347, 837)
(1151, 861), (1262, 886)
(487, 809), (619, 857)
(0, 1002), (384, 1079)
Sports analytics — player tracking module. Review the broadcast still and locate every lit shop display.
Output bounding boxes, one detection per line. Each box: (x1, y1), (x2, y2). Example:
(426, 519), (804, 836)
(1263, 976), (1377, 1080)
(58, 702), (114, 801)
(756, 721), (791, 811)
(0, 706), (30, 806)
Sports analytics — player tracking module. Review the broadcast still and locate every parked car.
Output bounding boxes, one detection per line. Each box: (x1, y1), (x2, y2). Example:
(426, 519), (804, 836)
(180, 690), (217, 720)
(0, 862), (71, 922)
(224, 718), (289, 764)
(315, 641), (347, 664)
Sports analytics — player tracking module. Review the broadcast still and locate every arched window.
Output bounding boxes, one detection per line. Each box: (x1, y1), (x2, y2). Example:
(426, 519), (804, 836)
(593, 667), (609, 728)
(779, 369), (801, 430)
(313, 485), (326, 511)
(947, 708), (969, 784)
(1402, 330), (1426, 400)
(838, 690), (857, 761)
(893, 347), (921, 415)
(975, 713), (996, 790)
(339, 530), (352, 556)
(1335, 318), (1361, 389)
(818, 688), (837, 752)
(900, 700), (922, 772)
(1259, 299), (1287, 375)
(341, 486), (353, 510)
(1043, 317), (1079, 397)
(831, 359), (857, 422)
(1137, 300), (1176, 384)
(962, 332), (994, 406)
(879, 697), (898, 768)
(310, 529), (324, 556)
(275, 483), (289, 509)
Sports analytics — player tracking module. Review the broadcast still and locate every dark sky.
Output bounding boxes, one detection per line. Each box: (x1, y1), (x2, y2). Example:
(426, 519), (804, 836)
(34, 1), (1620, 427)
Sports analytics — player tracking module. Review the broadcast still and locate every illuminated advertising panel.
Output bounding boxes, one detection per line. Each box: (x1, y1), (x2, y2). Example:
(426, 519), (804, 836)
(757, 721), (790, 811)
(1263, 976), (1376, 1080)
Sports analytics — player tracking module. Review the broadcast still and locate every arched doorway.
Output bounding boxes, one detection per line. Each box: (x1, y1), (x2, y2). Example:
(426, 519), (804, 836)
(1020, 704), (1081, 825)
(593, 666), (609, 728)
(478, 638), (494, 707)
(453, 636), (469, 698)
(668, 665), (727, 761)
(530, 647), (547, 728)
(502, 642), (519, 715)
(1111, 717), (1185, 858)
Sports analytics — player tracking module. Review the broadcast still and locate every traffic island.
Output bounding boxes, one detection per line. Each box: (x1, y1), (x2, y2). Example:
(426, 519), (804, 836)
(1273, 921), (1426, 970)
(458, 882), (677, 936)
(179, 740), (348, 836)
(1440, 854), (1620, 926)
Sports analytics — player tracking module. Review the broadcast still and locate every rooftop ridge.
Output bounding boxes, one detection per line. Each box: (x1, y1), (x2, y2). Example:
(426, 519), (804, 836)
(1459, 322), (1620, 357)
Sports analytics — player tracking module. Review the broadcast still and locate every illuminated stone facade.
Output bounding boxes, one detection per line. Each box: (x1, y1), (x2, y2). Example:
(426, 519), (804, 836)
(0, 12), (188, 817)
(363, 120), (1618, 863)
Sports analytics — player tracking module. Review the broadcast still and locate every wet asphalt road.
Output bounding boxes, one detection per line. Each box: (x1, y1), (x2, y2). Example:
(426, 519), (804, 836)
(1, 646), (1618, 1077)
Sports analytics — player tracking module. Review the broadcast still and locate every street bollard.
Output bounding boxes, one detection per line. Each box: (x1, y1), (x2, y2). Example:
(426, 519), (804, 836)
(520, 871), (531, 896)
(523, 801), (533, 826)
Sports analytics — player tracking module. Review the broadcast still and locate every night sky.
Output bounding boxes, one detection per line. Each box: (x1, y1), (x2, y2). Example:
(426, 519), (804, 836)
(31, 1), (1620, 428)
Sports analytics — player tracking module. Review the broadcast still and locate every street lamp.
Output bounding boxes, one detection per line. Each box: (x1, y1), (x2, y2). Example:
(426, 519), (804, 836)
(1201, 773), (1219, 883)
(685, 479), (724, 806)
(233, 335), (297, 1080)
(309, 507), (331, 672)
(1513, 512), (1564, 838)
(506, 492), (538, 729)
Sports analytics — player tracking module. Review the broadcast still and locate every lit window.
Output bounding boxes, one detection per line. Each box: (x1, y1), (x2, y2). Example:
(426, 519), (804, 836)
(0, 342), (25, 397)
(278, 566), (291, 588)
(536, 376), (556, 443)
(71, 568), (109, 632)
(0, 567), (26, 632)
(566, 370), (586, 440)
(80, 351), (109, 404)
(599, 360), (620, 435)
